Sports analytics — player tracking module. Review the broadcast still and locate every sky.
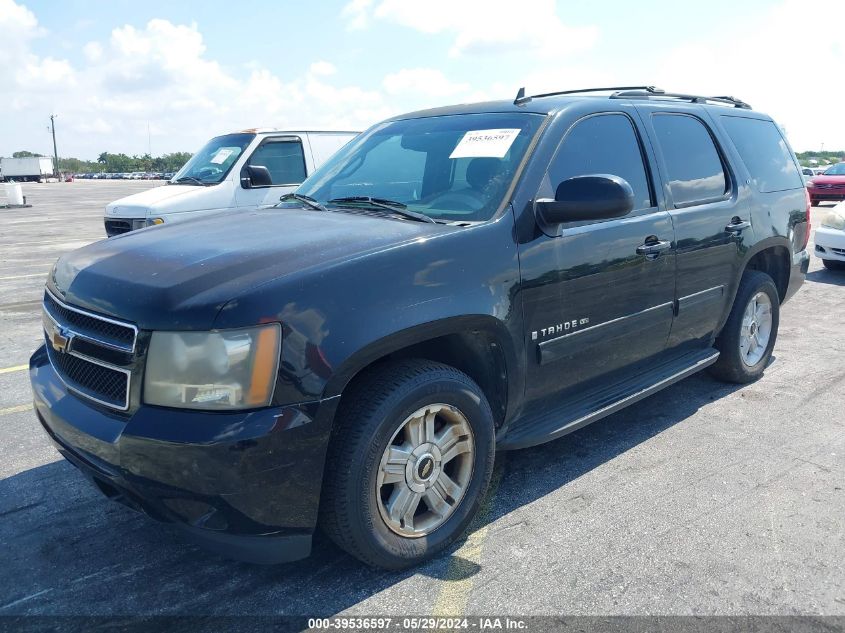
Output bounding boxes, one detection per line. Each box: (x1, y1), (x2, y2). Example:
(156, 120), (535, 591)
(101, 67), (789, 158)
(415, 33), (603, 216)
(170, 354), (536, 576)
(0, 0), (841, 160)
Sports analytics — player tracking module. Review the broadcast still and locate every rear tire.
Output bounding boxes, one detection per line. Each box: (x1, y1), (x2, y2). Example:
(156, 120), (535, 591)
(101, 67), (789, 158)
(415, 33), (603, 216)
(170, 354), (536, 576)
(822, 259), (845, 271)
(319, 359), (495, 569)
(709, 270), (780, 384)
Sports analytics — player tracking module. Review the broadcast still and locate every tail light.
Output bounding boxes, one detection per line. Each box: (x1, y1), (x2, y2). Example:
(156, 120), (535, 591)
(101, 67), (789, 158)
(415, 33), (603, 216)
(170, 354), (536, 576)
(801, 188), (812, 250)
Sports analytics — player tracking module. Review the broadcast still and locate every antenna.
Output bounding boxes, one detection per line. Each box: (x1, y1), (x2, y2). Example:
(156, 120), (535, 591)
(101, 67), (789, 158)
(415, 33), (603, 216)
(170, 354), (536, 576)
(514, 87), (528, 105)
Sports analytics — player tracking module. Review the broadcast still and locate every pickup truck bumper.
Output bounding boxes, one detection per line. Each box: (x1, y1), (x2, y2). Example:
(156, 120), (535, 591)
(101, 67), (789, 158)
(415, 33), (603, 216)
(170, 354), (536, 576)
(29, 344), (338, 564)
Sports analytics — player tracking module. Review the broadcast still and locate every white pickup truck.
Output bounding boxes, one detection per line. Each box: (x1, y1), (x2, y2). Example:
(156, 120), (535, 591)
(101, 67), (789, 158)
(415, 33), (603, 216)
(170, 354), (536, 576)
(104, 129), (357, 236)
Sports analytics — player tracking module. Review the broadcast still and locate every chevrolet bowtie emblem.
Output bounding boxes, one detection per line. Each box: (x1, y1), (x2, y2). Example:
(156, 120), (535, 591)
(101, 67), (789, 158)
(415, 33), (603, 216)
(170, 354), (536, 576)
(48, 322), (72, 353)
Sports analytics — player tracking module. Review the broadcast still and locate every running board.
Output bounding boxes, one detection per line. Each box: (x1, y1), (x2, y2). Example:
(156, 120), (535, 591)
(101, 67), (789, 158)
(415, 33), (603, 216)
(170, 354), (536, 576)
(498, 349), (720, 450)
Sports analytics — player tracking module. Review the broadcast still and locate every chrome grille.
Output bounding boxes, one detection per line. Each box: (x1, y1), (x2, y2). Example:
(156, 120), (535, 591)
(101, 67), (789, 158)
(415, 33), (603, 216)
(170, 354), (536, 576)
(46, 347), (130, 409)
(44, 290), (136, 352)
(43, 290), (137, 411)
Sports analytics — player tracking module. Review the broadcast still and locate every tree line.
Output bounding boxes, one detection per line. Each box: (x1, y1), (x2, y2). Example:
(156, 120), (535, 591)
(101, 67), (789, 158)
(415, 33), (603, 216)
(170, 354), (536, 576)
(795, 150), (845, 166)
(6, 150), (192, 174)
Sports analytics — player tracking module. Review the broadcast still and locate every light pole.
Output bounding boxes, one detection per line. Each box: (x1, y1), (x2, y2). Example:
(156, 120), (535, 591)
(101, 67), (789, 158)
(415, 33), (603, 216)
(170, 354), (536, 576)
(49, 114), (59, 179)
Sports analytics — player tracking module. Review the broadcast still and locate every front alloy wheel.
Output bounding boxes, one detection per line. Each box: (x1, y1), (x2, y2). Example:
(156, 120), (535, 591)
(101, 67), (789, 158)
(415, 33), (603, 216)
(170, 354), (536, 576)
(377, 404), (474, 537)
(320, 359), (495, 569)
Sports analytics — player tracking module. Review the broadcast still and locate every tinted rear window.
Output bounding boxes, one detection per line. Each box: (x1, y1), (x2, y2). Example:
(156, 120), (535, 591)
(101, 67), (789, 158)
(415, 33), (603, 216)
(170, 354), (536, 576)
(652, 114), (728, 206)
(721, 116), (803, 192)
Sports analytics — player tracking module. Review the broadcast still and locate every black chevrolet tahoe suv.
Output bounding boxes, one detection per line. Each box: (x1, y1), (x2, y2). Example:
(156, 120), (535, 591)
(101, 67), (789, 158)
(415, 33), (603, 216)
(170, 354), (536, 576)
(30, 87), (810, 570)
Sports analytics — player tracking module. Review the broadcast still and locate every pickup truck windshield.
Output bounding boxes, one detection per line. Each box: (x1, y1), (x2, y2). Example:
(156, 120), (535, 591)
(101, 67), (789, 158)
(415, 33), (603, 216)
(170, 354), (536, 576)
(171, 133), (255, 185)
(296, 113), (544, 222)
(823, 163), (845, 176)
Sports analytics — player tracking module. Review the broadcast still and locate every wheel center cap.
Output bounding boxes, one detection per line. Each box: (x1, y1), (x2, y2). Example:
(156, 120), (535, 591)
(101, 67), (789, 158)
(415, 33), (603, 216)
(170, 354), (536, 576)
(406, 444), (442, 492)
(416, 455), (435, 480)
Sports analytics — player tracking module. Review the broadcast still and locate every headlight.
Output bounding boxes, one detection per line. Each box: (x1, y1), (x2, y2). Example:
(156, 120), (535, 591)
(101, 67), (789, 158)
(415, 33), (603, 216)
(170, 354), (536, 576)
(144, 324), (281, 410)
(805, 180), (815, 188)
(821, 212), (845, 231)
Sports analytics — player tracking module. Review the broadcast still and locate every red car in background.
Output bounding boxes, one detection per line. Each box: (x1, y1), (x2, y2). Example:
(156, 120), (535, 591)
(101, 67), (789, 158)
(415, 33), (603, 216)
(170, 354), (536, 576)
(807, 162), (845, 206)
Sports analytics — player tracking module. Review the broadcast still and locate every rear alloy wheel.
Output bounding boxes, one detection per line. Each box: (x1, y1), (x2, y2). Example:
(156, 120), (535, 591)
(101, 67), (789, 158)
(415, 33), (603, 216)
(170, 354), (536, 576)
(709, 270), (780, 384)
(320, 359), (495, 569)
(738, 291), (774, 368)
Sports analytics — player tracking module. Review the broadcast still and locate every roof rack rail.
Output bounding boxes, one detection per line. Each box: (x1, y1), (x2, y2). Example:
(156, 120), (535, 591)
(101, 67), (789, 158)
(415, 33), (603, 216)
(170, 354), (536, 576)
(514, 85), (663, 105)
(609, 89), (751, 109)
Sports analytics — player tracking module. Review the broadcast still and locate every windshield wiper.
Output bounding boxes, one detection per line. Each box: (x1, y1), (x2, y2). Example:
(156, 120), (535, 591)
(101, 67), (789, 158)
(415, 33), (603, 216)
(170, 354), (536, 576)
(327, 196), (437, 224)
(172, 176), (208, 186)
(278, 193), (328, 212)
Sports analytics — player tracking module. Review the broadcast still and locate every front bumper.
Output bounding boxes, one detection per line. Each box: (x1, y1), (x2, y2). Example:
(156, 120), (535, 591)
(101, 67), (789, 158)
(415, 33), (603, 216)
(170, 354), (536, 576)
(30, 344), (338, 564)
(814, 225), (845, 262)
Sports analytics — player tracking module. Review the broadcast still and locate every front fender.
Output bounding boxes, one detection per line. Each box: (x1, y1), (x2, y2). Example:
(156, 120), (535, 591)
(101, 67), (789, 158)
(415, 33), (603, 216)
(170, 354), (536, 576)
(211, 213), (524, 411)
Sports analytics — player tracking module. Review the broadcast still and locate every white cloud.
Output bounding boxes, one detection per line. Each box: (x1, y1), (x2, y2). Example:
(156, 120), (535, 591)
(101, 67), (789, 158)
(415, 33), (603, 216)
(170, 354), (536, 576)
(309, 61), (337, 76)
(82, 41), (102, 62)
(0, 4), (394, 158)
(345, 0), (598, 58)
(383, 68), (470, 97)
(654, 0), (845, 151)
(342, 0), (373, 30)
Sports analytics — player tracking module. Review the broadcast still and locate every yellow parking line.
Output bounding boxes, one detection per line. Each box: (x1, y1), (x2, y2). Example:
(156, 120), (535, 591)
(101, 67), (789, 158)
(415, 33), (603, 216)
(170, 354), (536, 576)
(0, 272), (48, 281)
(0, 365), (28, 374)
(431, 455), (507, 617)
(0, 404), (32, 416)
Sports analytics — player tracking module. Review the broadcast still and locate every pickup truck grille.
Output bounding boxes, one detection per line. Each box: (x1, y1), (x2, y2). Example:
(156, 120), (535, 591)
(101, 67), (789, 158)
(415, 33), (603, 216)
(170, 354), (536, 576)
(42, 290), (137, 411)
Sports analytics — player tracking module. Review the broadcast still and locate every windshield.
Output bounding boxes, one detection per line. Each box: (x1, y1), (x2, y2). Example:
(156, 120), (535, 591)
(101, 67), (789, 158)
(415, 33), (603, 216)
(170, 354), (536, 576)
(295, 113), (544, 222)
(171, 133), (255, 184)
(823, 163), (845, 176)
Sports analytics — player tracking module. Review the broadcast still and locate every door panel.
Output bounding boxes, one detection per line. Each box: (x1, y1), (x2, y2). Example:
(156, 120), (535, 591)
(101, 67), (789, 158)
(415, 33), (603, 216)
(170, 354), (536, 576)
(520, 211), (675, 401)
(635, 105), (748, 348)
(517, 111), (676, 405)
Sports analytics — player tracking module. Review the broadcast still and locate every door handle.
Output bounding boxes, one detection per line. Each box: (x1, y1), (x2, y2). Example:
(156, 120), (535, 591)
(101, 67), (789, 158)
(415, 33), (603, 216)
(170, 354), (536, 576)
(725, 219), (751, 233)
(636, 239), (672, 257)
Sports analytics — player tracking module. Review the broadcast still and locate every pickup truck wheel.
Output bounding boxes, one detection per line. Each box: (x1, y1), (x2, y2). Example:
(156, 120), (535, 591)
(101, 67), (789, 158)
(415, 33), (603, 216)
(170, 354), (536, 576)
(709, 270), (779, 384)
(319, 359), (495, 569)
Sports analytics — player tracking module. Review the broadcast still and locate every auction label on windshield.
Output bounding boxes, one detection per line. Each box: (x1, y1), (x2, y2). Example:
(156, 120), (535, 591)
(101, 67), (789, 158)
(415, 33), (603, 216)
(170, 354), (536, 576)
(210, 148), (235, 164)
(449, 129), (520, 159)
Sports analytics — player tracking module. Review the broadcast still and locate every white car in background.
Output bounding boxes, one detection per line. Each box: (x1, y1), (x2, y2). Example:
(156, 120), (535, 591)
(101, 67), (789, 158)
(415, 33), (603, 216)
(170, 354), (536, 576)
(104, 128), (358, 236)
(814, 202), (845, 270)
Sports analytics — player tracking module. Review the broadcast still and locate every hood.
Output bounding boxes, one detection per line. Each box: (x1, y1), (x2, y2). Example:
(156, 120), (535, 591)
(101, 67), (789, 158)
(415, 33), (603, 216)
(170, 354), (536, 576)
(809, 174), (845, 186)
(105, 184), (221, 217)
(50, 208), (449, 330)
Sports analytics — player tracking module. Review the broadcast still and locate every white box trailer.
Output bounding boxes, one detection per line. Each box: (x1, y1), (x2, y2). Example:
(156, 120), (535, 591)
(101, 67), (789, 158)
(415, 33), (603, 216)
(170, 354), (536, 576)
(0, 157), (55, 182)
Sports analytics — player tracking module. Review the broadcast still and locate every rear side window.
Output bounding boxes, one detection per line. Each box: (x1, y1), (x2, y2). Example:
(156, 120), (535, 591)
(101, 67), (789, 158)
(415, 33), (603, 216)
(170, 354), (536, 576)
(652, 114), (728, 206)
(247, 139), (307, 185)
(548, 113), (653, 210)
(720, 116), (803, 192)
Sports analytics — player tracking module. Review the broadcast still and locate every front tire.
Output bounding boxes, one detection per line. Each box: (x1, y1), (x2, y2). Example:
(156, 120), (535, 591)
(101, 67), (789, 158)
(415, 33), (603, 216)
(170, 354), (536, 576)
(709, 270), (780, 384)
(320, 359), (495, 569)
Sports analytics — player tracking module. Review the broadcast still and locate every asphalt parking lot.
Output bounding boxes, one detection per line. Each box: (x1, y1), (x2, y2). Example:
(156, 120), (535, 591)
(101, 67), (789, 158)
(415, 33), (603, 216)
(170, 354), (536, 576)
(0, 181), (843, 618)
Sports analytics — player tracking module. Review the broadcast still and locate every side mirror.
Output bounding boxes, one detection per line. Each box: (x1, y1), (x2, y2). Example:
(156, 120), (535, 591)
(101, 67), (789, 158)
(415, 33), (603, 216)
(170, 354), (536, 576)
(535, 174), (635, 225)
(240, 164), (273, 188)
